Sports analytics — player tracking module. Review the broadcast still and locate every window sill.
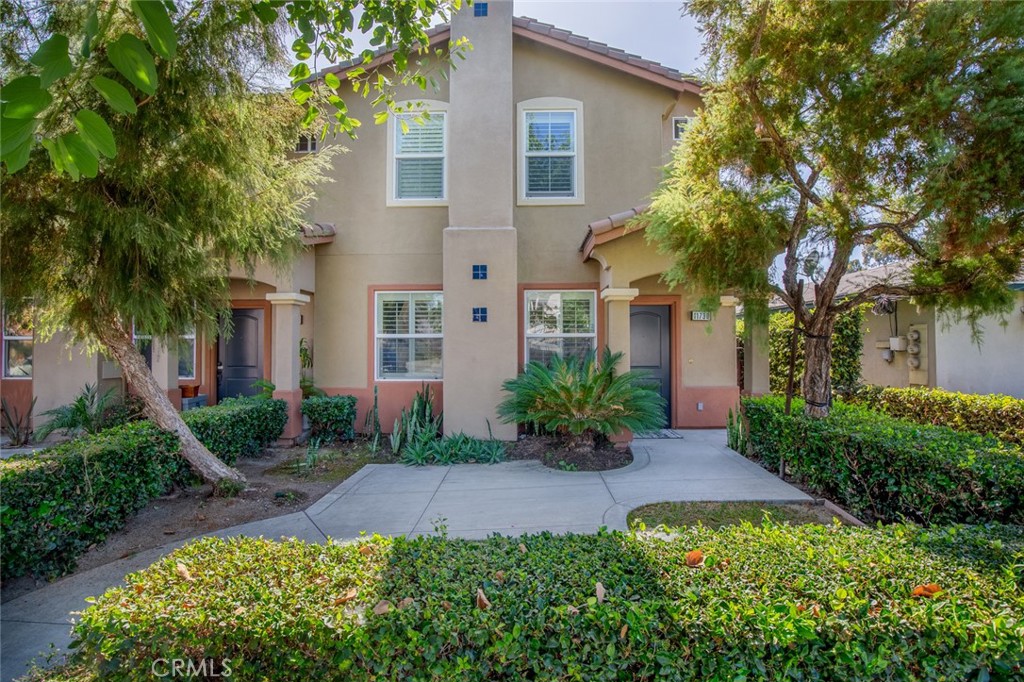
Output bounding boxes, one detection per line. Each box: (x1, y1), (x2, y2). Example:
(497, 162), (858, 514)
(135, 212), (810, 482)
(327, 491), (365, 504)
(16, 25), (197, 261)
(386, 198), (449, 208)
(517, 196), (585, 207)
(375, 377), (443, 382)
(1, 375), (32, 380)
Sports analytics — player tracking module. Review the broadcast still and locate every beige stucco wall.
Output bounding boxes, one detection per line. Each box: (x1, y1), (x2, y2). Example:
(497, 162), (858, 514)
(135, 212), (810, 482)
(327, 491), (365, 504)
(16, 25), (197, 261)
(860, 301), (937, 388)
(512, 37), (701, 284)
(32, 333), (108, 427)
(934, 291), (1024, 398)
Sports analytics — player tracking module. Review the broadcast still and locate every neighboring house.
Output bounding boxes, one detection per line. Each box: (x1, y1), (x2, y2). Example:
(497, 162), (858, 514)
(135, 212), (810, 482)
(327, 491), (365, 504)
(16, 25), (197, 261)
(2, 3), (768, 442)
(770, 263), (1024, 399)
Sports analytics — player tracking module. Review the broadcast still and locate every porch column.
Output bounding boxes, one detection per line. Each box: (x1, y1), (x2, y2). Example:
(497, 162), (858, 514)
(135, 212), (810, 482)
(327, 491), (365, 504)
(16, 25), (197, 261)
(266, 292), (310, 441)
(743, 318), (771, 395)
(601, 287), (640, 372)
(151, 339), (181, 410)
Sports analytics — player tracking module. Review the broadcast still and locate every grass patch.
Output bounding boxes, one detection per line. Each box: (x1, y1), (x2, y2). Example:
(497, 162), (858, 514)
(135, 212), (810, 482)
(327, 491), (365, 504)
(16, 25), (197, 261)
(264, 442), (393, 483)
(628, 501), (841, 529)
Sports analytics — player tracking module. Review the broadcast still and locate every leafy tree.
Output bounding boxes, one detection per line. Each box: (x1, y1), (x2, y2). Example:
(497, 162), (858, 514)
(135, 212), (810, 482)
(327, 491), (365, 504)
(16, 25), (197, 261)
(1, 0), (464, 175)
(646, 0), (1024, 416)
(1, 1), (459, 489)
(767, 305), (866, 398)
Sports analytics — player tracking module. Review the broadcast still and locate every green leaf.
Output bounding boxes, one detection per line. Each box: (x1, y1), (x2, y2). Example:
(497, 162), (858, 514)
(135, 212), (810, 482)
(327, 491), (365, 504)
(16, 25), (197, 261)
(0, 76), (53, 119)
(74, 110), (116, 159)
(131, 0), (177, 60)
(29, 35), (73, 87)
(90, 76), (138, 115)
(292, 38), (312, 61)
(1, 135), (33, 173)
(0, 116), (37, 155)
(61, 132), (99, 179)
(324, 72), (341, 90)
(107, 34), (158, 95)
(81, 6), (99, 58)
(289, 62), (311, 84)
(292, 83), (314, 105)
(252, 2), (278, 23)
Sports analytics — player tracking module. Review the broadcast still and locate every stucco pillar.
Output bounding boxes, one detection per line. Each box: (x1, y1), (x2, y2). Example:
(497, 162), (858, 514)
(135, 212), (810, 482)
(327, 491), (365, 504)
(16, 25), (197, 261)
(151, 339), (181, 410)
(743, 318), (770, 396)
(601, 288), (640, 372)
(266, 292), (310, 440)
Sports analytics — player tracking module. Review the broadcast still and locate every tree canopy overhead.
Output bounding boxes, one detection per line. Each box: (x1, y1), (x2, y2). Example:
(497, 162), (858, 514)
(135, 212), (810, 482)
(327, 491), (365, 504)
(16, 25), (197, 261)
(646, 0), (1024, 416)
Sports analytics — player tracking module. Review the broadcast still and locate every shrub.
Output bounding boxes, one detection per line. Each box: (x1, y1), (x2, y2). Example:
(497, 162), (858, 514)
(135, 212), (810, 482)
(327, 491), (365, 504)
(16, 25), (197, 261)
(389, 385), (442, 455)
(182, 397), (287, 465)
(71, 525), (1024, 680)
(0, 422), (179, 580)
(301, 395), (358, 443)
(1, 395), (36, 446)
(498, 348), (666, 455)
(742, 395), (1024, 525)
(852, 385), (1024, 446)
(768, 305), (866, 397)
(399, 431), (506, 466)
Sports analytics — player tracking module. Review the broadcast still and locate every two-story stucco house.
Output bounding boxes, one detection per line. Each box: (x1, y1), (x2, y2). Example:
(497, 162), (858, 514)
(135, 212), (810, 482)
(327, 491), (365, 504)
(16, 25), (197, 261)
(2, 2), (769, 444)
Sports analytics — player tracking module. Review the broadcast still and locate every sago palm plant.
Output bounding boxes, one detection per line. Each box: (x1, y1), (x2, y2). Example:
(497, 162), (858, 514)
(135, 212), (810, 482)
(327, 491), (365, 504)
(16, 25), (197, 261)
(498, 348), (667, 455)
(34, 383), (120, 441)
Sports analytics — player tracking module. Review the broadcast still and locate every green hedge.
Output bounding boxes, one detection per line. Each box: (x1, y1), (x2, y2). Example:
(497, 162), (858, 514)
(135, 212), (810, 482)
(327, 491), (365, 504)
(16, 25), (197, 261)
(181, 397), (287, 465)
(742, 396), (1024, 525)
(71, 525), (1024, 680)
(1, 400), (288, 580)
(768, 305), (865, 396)
(301, 395), (357, 442)
(0, 422), (180, 580)
(852, 385), (1024, 446)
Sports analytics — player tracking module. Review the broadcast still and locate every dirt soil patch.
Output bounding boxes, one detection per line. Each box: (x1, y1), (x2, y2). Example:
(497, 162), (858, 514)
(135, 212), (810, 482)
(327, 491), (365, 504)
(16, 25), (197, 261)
(627, 501), (847, 530)
(1, 440), (393, 604)
(505, 434), (632, 472)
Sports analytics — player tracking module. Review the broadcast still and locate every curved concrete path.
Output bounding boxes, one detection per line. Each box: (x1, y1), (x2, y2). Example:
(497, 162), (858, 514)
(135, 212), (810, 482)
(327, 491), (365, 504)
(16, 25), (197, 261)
(0, 430), (809, 680)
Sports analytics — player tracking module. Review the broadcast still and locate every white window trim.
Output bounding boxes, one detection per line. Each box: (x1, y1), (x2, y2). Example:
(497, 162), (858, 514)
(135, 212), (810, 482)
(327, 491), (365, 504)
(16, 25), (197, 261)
(672, 116), (692, 141)
(523, 289), (597, 364)
(374, 290), (444, 381)
(295, 134), (318, 153)
(2, 307), (33, 380)
(386, 100), (449, 207)
(517, 97), (585, 206)
(178, 331), (196, 380)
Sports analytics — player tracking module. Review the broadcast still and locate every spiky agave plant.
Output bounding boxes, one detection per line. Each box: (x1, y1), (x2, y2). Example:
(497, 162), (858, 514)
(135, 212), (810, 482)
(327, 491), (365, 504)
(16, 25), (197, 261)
(498, 348), (667, 455)
(34, 383), (119, 441)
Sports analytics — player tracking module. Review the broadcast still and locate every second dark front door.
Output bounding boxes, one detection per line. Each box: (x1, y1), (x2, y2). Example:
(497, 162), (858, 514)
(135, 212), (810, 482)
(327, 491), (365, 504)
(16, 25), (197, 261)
(218, 308), (265, 401)
(630, 305), (672, 426)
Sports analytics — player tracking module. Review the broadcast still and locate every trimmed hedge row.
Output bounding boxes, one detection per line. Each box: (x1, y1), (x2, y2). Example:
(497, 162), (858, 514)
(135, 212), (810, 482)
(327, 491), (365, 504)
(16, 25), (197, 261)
(181, 397), (288, 465)
(0, 399), (288, 580)
(852, 385), (1024, 446)
(72, 524), (1024, 680)
(742, 396), (1024, 525)
(301, 395), (358, 442)
(0, 422), (180, 580)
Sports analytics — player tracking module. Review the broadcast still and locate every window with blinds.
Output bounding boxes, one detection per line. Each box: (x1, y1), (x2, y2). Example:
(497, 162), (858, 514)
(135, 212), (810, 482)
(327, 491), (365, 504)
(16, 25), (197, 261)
(376, 291), (443, 380)
(525, 111), (576, 197)
(394, 112), (446, 200)
(524, 290), (596, 365)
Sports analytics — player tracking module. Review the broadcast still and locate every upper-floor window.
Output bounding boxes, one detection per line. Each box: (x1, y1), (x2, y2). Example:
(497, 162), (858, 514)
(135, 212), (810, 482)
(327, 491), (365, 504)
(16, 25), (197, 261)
(388, 105), (448, 206)
(672, 116), (692, 141)
(2, 307), (33, 378)
(376, 291), (443, 380)
(295, 135), (317, 153)
(518, 98), (584, 205)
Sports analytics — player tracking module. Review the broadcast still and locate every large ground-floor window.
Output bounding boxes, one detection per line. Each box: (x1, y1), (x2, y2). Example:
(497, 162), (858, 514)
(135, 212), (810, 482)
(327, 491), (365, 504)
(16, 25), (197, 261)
(524, 290), (597, 365)
(376, 291), (443, 380)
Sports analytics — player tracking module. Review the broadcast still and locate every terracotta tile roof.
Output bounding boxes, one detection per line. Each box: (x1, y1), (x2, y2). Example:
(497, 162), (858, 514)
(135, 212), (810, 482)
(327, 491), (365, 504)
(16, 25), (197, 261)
(300, 222), (336, 244)
(317, 17), (702, 94)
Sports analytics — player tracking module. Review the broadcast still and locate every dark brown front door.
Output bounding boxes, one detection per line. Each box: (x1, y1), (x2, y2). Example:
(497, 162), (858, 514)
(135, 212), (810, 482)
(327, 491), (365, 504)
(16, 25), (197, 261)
(217, 308), (264, 400)
(630, 305), (671, 425)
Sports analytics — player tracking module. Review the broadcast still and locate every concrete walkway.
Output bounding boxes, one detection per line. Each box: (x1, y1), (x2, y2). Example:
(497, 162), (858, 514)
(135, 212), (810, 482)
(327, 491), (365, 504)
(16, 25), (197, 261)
(0, 431), (809, 680)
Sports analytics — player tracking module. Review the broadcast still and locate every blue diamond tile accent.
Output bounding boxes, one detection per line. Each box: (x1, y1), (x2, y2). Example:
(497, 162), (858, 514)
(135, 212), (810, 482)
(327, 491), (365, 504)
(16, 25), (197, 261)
(474, 2), (488, 17)
(472, 264), (488, 280)
(472, 307), (488, 322)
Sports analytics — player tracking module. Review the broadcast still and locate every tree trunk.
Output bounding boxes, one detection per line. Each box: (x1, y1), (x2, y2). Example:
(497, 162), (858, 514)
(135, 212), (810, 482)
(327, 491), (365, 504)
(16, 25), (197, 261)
(565, 430), (596, 457)
(801, 315), (836, 418)
(95, 318), (247, 490)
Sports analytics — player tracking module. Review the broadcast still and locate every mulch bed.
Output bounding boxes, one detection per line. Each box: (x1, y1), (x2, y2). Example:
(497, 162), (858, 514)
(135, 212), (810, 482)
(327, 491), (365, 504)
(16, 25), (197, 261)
(505, 434), (633, 472)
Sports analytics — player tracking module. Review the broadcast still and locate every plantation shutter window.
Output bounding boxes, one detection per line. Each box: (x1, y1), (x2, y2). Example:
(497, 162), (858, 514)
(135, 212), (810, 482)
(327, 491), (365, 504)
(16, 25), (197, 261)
(524, 111), (576, 197)
(524, 290), (597, 365)
(394, 113), (446, 200)
(376, 292), (443, 380)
